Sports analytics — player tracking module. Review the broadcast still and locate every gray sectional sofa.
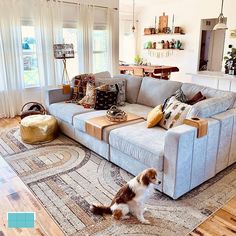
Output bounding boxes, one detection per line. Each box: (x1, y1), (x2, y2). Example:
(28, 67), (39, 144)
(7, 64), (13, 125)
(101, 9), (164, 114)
(46, 73), (236, 199)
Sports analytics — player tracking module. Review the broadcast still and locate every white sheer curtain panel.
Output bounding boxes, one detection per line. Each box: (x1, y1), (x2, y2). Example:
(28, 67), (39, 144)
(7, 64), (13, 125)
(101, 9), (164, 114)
(0, 0), (24, 118)
(107, 8), (119, 75)
(0, 0), (117, 118)
(78, 4), (94, 73)
(32, 0), (64, 103)
(0, 0), (64, 118)
(34, 0), (63, 87)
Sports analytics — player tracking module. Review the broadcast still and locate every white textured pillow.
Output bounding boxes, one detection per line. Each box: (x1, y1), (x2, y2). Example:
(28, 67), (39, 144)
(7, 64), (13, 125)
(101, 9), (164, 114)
(159, 97), (192, 130)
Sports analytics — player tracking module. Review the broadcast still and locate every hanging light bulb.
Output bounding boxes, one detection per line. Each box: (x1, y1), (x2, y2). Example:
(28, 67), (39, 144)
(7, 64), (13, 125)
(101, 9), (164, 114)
(213, 0), (228, 30)
(132, 0), (135, 32)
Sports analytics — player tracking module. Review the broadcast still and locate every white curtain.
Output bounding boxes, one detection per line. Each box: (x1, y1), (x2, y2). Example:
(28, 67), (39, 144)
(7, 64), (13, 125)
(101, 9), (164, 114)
(0, 0), (24, 118)
(0, 0), (64, 118)
(107, 8), (117, 75)
(34, 0), (63, 87)
(78, 4), (94, 74)
(0, 0), (117, 118)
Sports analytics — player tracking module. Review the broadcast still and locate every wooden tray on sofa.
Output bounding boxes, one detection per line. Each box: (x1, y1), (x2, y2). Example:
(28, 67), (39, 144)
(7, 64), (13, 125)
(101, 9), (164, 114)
(85, 113), (144, 140)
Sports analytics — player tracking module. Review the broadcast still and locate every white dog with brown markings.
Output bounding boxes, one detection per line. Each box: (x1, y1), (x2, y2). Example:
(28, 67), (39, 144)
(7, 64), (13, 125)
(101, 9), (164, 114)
(90, 168), (161, 224)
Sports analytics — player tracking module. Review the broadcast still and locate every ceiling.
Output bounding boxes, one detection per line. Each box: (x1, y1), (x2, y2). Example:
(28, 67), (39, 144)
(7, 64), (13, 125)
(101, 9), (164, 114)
(119, 0), (175, 14)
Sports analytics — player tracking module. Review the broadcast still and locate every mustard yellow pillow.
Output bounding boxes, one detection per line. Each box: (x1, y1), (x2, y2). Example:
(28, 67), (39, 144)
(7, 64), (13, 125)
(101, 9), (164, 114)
(147, 105), (163, 128)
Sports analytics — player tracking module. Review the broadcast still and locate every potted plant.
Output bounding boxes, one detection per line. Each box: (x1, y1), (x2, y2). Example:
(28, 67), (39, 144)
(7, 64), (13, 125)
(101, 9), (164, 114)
(224, 45), (236, 75)
(134, 55), (143, 65)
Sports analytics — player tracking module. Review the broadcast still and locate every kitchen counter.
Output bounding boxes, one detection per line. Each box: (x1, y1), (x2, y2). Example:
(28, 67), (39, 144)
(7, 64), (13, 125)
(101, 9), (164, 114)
(188, 71), (236, 92)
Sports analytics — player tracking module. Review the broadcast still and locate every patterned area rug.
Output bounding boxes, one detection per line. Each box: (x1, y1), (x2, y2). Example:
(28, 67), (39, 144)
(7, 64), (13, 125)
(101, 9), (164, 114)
(1, 128), (236, 236)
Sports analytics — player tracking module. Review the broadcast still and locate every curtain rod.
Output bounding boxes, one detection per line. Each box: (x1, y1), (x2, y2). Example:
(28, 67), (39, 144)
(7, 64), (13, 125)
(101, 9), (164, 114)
(47, 0), (118, 10)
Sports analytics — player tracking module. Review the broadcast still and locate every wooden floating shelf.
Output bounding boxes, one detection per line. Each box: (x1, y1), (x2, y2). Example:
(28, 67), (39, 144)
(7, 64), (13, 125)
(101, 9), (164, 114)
(144, 48), (184, 51)
(143, 33), (185, 36)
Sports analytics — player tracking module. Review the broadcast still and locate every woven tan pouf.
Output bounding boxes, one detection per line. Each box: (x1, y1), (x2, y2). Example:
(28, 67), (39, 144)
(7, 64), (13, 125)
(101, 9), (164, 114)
(20, 115), (58, 144)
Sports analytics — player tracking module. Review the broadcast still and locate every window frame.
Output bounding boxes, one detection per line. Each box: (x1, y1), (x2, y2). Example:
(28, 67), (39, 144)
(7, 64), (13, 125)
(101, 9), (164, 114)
(21, 23), (40, 89)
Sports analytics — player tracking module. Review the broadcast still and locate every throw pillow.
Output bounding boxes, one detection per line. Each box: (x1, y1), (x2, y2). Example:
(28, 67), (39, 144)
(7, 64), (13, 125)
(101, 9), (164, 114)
(71, 74), (95, 102)
(94, 84), (119, 110)
(159, 97), (192, 130)
(146, 105), (163, 128)
(186, 91), (206, 105)
(163, 88), (187, 111)
(98, 80), (126, 106)
(78, 82), (95, 108)
(96, 84), (109, 91)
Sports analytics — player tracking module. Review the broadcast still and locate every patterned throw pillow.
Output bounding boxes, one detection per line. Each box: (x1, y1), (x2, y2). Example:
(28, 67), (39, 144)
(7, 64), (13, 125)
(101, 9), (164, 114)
(94, 84), (119, 110)
(159, 97), (192, 130)
(98, 80), (126, 106)
(70, 74), (95, 103)
(77, 82), (95, 108)
(163, 88), (187, 111)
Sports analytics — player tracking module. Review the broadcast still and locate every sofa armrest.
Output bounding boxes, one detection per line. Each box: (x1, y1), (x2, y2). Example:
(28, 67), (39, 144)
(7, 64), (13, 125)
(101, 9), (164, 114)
(163, 118), (220, 199)
(45, 87), (72, 108)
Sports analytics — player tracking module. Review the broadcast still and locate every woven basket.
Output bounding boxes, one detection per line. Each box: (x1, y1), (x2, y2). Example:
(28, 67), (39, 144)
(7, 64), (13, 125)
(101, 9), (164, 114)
(106, 106), (127, 122)
(21, 102), (46, 120)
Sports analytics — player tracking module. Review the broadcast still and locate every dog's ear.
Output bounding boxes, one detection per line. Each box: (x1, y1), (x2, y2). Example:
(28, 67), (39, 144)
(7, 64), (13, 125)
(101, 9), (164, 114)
(141, 173), (151, 186)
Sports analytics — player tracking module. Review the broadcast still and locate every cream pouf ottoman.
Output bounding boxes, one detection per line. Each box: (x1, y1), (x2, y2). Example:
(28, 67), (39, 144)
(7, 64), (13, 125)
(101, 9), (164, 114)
(20, 115), (58, 144)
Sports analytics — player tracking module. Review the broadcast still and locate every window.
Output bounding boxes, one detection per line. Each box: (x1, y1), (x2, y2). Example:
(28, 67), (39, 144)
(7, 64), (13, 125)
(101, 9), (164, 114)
(21, 26), (40, 88)
(93, 30), (108, 73)
(63, 28), (79, 79)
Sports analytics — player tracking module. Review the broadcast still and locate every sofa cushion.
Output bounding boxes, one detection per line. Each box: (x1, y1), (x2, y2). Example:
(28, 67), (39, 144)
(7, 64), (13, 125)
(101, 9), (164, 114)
(137, 77), (182, 107)
(73, 110), (107, 132)
(181, 83), (236, 101)
(114, 74), (143, 103)
(181, 83), (236, 118)
(73, 103), (152, 133)
(121, 103), (153, 119)
(187, 96), (235, 118)
(109, 121), (165, 170)
(95, 77), (126, 86)
(49, 102), (93, 124)
(94, 71), (111, 79)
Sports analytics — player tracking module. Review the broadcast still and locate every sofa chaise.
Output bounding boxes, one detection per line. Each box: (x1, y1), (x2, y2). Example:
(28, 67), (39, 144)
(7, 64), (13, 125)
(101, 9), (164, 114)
(46, 73), (236, 199)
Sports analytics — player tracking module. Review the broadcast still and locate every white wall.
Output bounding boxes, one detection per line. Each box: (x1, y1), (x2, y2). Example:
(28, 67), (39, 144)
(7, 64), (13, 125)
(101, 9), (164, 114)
(119, 14), (138, 64)
(137, 0), (236, 82)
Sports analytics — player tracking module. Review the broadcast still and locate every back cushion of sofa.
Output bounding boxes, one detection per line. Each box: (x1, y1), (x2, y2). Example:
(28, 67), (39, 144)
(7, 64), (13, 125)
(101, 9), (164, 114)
(95, 77), (126, 87)
(187, 96), (235, 118)
(181, 83), (236, 100)
(137, 77), (182, 107)
(94, 71), (111, 79)
(181, 83), (236, 118)
(114, 74), (143, 103)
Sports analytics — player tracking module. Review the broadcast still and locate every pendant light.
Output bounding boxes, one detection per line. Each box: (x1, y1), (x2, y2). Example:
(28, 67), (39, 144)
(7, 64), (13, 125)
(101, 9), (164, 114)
(132, 0), (135, 32)
(213, 0), (228, 30)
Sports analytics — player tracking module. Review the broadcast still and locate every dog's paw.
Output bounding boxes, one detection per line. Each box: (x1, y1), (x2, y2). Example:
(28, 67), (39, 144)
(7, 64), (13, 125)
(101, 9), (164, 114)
(143, 207), (149, 213)
(140, 219), (150, 224)
(121, 215), (130, 220)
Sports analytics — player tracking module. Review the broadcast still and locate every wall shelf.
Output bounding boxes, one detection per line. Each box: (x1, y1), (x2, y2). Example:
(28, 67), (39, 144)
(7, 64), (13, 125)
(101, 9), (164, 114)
(143, 33), (185, 36)
(144, 48), (184, 51)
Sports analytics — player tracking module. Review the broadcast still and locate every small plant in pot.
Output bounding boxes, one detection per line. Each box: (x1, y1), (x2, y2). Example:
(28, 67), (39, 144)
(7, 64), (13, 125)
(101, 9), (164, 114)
(134, 55), (143, 65)
(224, 45), (236, 75)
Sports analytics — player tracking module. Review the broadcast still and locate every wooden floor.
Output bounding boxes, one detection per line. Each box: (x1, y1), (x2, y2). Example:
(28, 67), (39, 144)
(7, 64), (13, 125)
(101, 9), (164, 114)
(0, 117), (235, 236)
(0, 117), (65, 236)
(189, 196), (236, 236)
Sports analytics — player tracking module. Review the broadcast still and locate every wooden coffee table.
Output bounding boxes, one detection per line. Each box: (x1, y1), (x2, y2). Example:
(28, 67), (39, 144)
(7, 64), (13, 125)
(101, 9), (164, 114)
(85, 113), (144, 140)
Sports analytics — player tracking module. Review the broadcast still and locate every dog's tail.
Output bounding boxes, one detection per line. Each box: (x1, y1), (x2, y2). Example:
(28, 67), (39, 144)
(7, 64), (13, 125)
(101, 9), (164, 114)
(90, 204), (112, 215)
